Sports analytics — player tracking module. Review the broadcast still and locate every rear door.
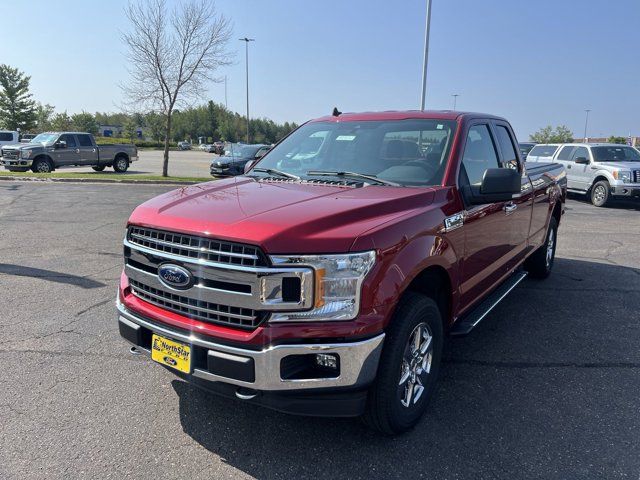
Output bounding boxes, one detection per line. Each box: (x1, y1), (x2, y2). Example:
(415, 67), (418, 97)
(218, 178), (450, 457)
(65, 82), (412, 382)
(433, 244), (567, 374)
(76, 134), (98, 165)
(458, 122), (518, 310)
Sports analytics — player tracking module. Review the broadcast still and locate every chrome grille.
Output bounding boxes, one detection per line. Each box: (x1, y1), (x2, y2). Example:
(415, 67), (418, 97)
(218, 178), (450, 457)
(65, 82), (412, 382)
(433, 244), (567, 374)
(2, 150), (19, 160)
(127, 226), (265, 267)
(129, 279), (262, 329)
(634, 170), (640, 183)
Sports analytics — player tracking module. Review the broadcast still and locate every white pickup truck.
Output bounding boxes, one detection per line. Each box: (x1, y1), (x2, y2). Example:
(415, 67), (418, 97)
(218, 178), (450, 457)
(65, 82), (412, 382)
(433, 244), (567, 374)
(527, 143), (640, 207)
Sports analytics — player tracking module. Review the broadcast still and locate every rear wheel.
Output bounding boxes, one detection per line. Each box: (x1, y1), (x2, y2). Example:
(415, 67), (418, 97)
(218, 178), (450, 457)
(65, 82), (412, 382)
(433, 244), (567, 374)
(590, 180), (610, 207)
(363, 292), (443, 435)
(31, 158), (53, 173)
(525, 216), (558, 279)
(92, 165), (106, 172)
(113, 156), (129, 173)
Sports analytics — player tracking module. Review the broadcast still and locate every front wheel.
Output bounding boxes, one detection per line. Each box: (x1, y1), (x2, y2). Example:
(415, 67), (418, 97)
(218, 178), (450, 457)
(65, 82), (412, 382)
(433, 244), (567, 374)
(363, 292), (443, 435)
(31, 158), (52, 173)
(113, 156), (129, 173)
(590, 180), (610, 207)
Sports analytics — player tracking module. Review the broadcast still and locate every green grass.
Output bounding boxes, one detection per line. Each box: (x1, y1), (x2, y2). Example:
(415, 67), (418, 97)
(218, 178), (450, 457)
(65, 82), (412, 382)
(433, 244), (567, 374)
(0, 170), (213, 183)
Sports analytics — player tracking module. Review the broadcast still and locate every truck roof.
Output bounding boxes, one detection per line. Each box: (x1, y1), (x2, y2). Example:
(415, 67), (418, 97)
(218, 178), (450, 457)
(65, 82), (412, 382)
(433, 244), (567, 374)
(41, 131), (93, 135)
(309, 110), (507, 123)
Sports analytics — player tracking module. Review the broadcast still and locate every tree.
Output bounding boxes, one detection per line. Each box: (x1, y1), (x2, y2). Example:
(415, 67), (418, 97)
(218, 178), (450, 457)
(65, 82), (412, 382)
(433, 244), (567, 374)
(51, 111), (73, 131)
(0, 64), (37, 131)
(607, 136), (626, 144)
(71, 111), (99, 134)
(123, 117), (138, 141)
(122, 0), (232, 176)
(145, 111), (166, 142)
(35, 103), (55, 132)
(530, 125), (574, 143)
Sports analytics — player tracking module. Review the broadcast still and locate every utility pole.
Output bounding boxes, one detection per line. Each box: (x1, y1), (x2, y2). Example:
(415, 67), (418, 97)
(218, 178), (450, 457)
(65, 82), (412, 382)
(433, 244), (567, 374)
(224, 75), (228, 109)
(420, 0), (433, 110)
(583, 109), (591, 142)
(239, 37), (254, 143)
(452, 94), (459, 111)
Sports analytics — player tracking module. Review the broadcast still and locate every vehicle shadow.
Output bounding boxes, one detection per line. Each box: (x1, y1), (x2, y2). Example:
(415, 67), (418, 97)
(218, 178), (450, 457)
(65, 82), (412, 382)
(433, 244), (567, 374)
(0, 263), (106, 288)
(172, 257), (640, 479)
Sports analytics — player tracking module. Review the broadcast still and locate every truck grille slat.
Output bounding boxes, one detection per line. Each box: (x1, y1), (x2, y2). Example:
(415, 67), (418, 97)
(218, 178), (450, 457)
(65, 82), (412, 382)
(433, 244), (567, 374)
(129, 279), (262, 329)
(634, 170), (640, 183)
(127, 226), (265, 267)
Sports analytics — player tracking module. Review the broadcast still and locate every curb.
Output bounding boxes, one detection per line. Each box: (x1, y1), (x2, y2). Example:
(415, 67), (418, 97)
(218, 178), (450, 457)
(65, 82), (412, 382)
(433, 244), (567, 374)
(0, 175), (204, 186)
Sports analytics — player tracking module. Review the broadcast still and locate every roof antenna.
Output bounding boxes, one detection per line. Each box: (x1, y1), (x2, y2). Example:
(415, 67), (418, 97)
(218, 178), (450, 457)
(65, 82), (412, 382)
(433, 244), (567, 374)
(332, 107), (342, 117)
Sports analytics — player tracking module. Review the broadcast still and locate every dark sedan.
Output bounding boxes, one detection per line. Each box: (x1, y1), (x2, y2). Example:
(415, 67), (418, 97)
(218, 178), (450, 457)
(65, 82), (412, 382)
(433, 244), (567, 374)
(210, 144), (271, 176)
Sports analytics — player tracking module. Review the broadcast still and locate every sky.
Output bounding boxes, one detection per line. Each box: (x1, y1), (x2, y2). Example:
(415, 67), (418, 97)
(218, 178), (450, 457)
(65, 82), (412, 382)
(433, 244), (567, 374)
(1, 0), (639, 140)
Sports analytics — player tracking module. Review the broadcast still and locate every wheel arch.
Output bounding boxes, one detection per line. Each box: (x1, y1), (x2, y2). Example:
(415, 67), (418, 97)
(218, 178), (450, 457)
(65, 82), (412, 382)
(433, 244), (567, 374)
(590, 174), (611, 191)
(403, 265), (453, 330)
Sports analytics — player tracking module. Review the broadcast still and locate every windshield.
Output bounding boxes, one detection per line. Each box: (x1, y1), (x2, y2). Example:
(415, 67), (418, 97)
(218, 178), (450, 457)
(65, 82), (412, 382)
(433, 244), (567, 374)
(528, 145), (558, 157)
(592, 146), (640, 162)
(31, 133), (59, 144)
(249, 119), (457, 186)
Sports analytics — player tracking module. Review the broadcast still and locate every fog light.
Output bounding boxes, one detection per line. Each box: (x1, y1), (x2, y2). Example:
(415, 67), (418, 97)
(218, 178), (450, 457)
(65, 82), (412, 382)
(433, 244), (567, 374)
(315, 353), (338, 369)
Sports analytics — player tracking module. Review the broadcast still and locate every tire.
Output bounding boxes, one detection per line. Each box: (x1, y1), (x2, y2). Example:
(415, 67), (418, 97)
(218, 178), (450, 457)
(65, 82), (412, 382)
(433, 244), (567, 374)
(113, 156), (129, 173)
(525, 216), (558, 279)
(92, 166), (106, 172)
(31, 157), (53, 173)
(363, 292), (443, 435)
(590, 180), (610, 207)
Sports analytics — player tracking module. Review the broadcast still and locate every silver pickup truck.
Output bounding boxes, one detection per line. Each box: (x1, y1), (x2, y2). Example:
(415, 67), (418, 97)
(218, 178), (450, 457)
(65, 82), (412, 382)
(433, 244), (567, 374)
(527, 142), (640, 207)
(0, 132), (138, 173)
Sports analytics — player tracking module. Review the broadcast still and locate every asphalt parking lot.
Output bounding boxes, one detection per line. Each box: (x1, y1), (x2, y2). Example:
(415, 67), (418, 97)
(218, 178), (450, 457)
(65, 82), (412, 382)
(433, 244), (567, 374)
(1, 182), (639, 479)
(51, 149), (215, 178)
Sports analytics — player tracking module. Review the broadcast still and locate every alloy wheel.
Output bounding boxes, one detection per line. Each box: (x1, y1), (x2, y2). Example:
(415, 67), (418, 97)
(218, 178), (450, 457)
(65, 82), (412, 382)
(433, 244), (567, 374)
(398, 322), (433, 408)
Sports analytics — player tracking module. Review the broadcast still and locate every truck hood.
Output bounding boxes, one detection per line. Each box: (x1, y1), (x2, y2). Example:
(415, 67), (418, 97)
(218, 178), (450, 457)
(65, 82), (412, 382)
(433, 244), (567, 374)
(2, 142), (48, 151)
(596, 161), (640, 170)
(128, 177), (437, 253)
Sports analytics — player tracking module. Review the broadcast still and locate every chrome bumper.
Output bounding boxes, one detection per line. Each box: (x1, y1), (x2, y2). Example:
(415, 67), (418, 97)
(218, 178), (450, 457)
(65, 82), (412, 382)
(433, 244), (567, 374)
(117, 301), (385, 391)
(1, 158), (32, 167)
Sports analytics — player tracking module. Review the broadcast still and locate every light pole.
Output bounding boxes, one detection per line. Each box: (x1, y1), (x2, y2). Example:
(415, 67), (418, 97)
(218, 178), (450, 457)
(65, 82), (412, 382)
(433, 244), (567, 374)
(420, 0), (433, 110)
(452, 94), (459, 111)
(239, 37), (254, 143)
(583, 109), (591, 142)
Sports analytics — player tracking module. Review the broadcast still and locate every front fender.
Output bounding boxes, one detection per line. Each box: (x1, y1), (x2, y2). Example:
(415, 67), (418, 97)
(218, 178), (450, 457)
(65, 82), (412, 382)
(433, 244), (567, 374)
(360, 233), (460, 327)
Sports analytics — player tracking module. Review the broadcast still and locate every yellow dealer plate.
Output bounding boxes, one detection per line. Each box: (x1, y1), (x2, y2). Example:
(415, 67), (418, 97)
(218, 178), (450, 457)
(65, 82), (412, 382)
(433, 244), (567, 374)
(151, 334), (191, 374)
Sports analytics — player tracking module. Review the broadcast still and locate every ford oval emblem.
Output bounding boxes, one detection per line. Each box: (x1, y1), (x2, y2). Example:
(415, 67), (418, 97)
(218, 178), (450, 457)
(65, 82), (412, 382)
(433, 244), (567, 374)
(158, 263), (193, 289)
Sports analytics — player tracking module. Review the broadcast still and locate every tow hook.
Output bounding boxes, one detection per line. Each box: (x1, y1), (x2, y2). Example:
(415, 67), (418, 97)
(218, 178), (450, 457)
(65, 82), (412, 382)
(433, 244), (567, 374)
(129, 346), (142, 355)
(235, 387), (258, 400)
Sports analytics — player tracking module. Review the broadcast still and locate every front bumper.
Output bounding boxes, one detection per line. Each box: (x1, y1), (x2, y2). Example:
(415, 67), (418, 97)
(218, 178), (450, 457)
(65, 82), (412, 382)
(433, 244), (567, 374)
(612, 185), (640, 197)
(117, 301), (384, 415)
(1, 157), (32, 168)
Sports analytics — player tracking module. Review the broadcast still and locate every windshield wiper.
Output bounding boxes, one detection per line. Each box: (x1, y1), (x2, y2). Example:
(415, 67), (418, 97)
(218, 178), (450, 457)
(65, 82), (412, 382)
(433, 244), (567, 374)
(252, 167), (301, 180)
(306, 170), (401, 186)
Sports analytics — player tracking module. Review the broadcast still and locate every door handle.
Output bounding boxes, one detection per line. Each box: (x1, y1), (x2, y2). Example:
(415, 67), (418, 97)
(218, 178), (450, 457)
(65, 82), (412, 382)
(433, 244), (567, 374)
(504, 202), (517, 214)
(566, 165), (571, 169)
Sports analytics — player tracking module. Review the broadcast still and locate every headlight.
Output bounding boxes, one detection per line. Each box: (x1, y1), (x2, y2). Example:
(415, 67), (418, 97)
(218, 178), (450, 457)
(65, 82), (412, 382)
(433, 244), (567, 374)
(269, 251), (376, 322)
(21, 150), (32, 159)
(613, 170), (631, 183)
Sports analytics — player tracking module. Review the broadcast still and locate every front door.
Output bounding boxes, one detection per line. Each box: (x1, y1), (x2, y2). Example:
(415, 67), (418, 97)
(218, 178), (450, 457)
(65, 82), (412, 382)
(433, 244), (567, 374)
(54, 134), (80, 166)
(569, 146), (592, 191)
(458, 123), (518, 311)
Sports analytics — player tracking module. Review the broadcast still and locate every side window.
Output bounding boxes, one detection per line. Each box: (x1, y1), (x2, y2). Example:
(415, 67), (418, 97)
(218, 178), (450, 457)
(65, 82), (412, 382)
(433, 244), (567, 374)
(495, 125), (518, 168)
(77, 135), (93, 147)
(572, 146), (589, 162)
(556, 146), (575, 160)
(461, 124), (500, 185)
(0, 132), (14, 141)
(60, 134), (77, 148)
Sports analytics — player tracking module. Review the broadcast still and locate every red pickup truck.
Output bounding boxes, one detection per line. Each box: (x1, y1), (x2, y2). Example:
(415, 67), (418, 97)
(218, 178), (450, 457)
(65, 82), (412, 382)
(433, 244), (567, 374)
(117, 111), (566, 434)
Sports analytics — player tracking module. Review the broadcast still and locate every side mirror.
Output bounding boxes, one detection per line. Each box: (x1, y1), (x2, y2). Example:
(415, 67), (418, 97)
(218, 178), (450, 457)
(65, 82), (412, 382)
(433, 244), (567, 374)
(574, 156), (589, 164)
(244, 160), (256, 174)
(464, 168), (521, 205)
(255, 150), (268, 159)
(55, 141), (67, 149)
